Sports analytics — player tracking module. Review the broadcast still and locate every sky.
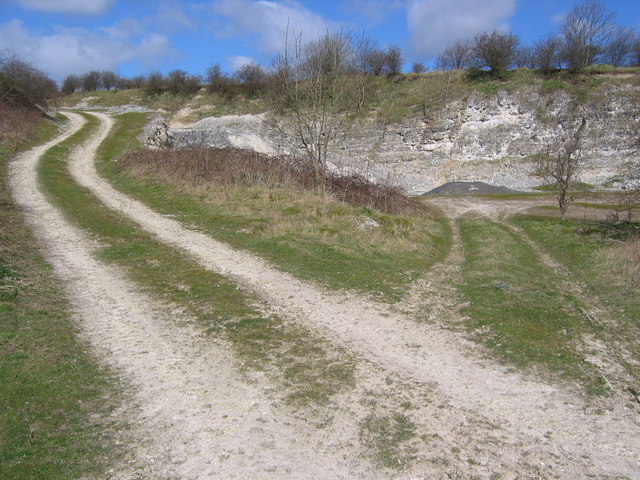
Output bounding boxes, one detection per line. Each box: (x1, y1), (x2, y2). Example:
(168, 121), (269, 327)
(1, 0), (639, 82)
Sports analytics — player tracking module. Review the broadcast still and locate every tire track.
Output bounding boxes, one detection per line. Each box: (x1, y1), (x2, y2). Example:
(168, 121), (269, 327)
(10, 112), (375, 479)
(72, 111), (640, 479)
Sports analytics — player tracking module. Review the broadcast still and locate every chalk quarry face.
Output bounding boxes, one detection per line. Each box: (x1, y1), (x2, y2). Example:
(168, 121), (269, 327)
(141, 85), (640, 195)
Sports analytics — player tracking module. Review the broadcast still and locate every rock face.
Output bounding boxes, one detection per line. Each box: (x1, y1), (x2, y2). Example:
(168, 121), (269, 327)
(140, 84), (639, 194)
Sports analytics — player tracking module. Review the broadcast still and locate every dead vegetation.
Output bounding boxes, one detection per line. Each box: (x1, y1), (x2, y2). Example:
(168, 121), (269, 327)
(602, 236), (640, 286)
(121, 146), (422, 216)
(0, 104), (41, 145)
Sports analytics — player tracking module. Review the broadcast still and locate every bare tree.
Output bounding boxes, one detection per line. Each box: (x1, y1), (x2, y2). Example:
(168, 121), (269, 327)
(234, 63), (266, 95)
(386, 45), (403, 75)
(561, 0), (616, 71)
(633, 37), (640, 66)
(130, 75), (145, 89)
(360, 39), (387, 75)
(411, 62), (426, 74)
(513, 45), (534, 68)
(360, 42), (403, 76)
(471, 31), (519, 74)
(531, 34), (562, 72)
(81, 70), (101, 91)
(436, 39), (472, 70)
(610, 121), (640, 222)
(602, 25), (636, 67)
(205, 63), (228, 93)
(270, 31), (367, 179)
(61, 74), (81, 95)
(532, 118), (587, 220)
(0, 52), (57, 108)
(166, 69), (188, 93)
(101, 70), (118, 90)
(144, 72), (165, 95)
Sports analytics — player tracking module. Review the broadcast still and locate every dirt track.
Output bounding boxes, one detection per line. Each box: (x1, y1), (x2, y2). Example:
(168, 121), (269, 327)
(9, 111), (640, 479)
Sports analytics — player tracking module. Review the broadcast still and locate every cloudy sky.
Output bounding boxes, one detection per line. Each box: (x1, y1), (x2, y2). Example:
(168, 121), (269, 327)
(1, 0), (639, 81)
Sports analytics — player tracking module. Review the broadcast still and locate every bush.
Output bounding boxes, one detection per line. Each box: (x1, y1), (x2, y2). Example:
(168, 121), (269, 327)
(121, 147), (421, 215)
(0, 52), (57, 109)
(471, 30), (519, 74)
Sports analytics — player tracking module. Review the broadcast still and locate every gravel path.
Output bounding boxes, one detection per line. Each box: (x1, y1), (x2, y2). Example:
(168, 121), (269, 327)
(10, 112), (377, 479)
(68, 111), (640, 479)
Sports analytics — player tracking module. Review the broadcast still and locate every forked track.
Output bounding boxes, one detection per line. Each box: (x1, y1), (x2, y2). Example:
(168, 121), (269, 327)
(68, 111), (640, 479)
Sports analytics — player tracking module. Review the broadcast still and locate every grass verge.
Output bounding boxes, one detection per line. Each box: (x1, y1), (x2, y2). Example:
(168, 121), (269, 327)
(1, 116), (122, 479)
(38, 112), (356, 412)
(512, 215), (640, 388)
(457, 217), (609, 394)
(98, 113), (450, 303)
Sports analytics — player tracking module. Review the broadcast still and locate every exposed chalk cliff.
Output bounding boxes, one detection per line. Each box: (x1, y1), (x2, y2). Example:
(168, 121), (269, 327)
(140, 83), (639, 194)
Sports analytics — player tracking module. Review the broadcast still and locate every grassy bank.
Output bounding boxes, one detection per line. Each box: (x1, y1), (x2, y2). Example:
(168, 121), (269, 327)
(0, 116), (121, 479)
(512, 215), (640, 388)
(98, 113), (450, 303)
(457, 217), (609, 394)
(60, 67), (640, 125)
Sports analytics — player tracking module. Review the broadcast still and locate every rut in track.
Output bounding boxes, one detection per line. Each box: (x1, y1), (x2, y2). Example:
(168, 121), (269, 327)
(10, 113), (386, 479)
(68, 111), (640, 479)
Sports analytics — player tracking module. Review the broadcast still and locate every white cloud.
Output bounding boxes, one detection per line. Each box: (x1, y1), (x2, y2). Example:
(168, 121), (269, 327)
(407, 0), (517, 58)
(228, 55), (255, 71)
(0, 19), (176, 80)
(9, 0), (115, 15)
(213, 0), (331, 53)
(344, 0), (405, 26)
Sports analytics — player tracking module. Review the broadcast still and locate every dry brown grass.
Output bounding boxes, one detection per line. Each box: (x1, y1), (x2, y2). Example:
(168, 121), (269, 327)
(120, 147), (422, 216)
(603, 237), (640, 286)
(0, 104), (41, 145)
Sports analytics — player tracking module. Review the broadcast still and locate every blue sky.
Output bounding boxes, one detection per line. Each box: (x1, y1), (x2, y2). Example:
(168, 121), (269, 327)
(1, 0), (639, 81)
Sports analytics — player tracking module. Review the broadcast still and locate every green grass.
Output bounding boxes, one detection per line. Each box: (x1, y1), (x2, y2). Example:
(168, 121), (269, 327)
(512, 215), (640, 386)
(457, 217), (609, 393)
(359, 412), (418, 469)
(1, 118), (122, 479)
(97, 114), (450, 303)
(38, 112), (356, 412)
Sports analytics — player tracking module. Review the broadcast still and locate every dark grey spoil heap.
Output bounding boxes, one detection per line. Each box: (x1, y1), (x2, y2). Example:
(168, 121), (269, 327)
(423, 181), (521, 195)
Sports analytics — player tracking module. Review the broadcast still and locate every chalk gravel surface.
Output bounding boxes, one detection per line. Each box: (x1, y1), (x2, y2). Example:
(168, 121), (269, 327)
(10, 113), (376, 479)
(10, 111), (640, 479)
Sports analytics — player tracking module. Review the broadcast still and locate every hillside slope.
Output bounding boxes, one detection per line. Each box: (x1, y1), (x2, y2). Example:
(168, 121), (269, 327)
(65, 69), (640, 194)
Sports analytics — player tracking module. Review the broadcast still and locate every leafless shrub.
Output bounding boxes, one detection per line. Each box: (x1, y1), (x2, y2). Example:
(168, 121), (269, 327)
(0, 51), (57, 109)
(436, 40), (472, 71)
(532, 118), (587, 220)
(411, 62), (426, 74)
(471, 30), (519, 75)
(531, 34), (563, 72)
(120, 147), (421, 215)
(601, 25), (637, 67)
(633, 37), (640, 66)
(561, 0), (616, 71)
